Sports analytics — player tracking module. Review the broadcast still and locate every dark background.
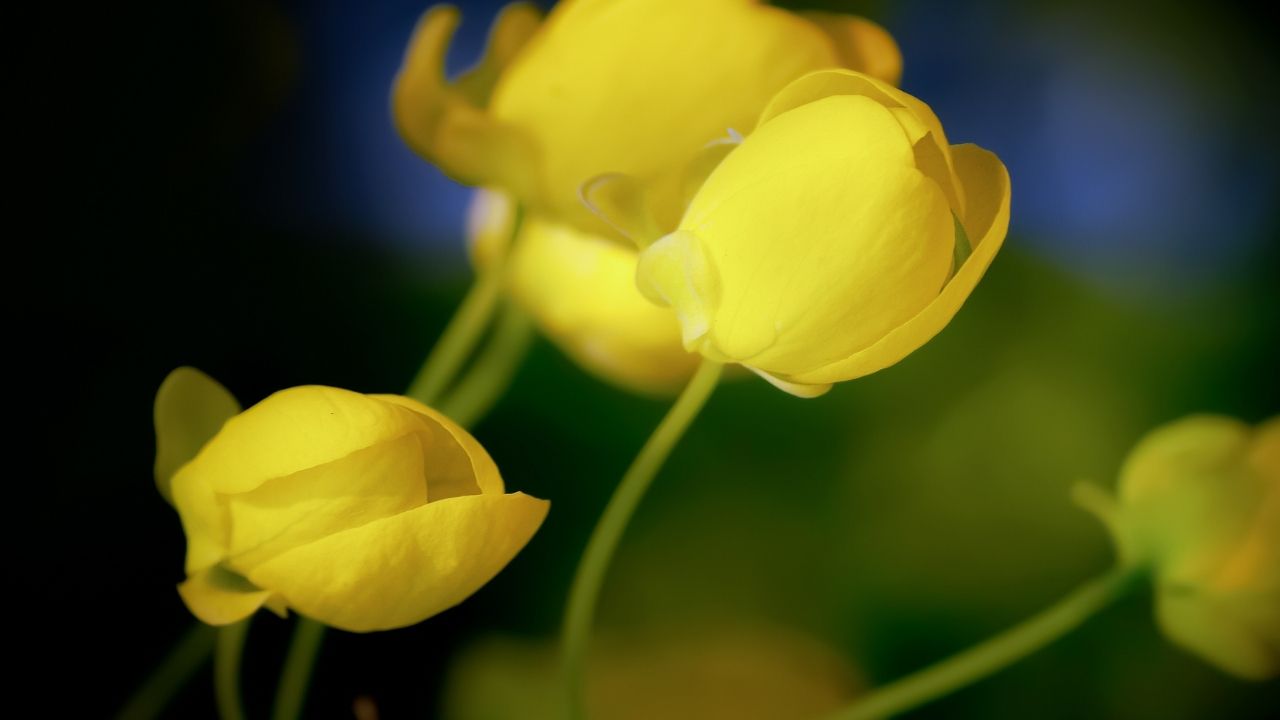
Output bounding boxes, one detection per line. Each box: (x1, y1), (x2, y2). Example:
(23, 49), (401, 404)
(35, 0), (1278, 717)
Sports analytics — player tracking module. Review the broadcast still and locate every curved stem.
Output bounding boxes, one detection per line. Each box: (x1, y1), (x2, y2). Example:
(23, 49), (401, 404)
(271, 617), (326, 720)
(117, 622), (217, 720)
(436, 301), (535, 428)
(266, 211), (526, 719)
(406, 204), (524, 406)
(826, 567), (1139, 720)
(561, 359), (724, 719)
(214, 620), (251, 720)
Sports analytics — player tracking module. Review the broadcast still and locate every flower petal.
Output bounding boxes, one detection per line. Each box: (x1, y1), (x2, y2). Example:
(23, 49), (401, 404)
(244, 492), (549, 632)
(1157, 584), (1280, 680)
(802, 12), (902, 85)
(580, 174), (663, 249)
(747, 367), (832, 399)
(183, 386), (429, 495)
(178, 564), (276, 627)
(224, 433), (429, 569)
(489, 0), (842, 232)
(758, 69), (965, 218)
(154, 367), (241, 504)
(392, 5), (538, 198)
(451, 3), (543, 108)
(670, 95), (952, 374)
(373, 394), (505, 496)
(635, 231), (719, 352)
(787, 143), (1010, 384)
(504, 214), (700, 394)
(172, 464), (229, 575)
(467, 188), (518, 269)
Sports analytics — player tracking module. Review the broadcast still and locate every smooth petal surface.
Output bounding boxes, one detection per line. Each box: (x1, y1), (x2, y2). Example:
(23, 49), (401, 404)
(802, 13), (902, 86)
(224, 433), (429, 569)
(788, 143), (1010, 385)
(1158, 585), (1280, 679)
(245, 493), (549, 632)
(1117, 416), (1263, 581)
(507, 213), (699, 393)
(467, 188), (518, 269)
(393, 5), (538, 198)
(374, 394), (505, 496)
(154, 367), (241, 504)
(580, 174), (663, 248)
(647, 94), (953, 377)
(178, 565), (275, 626)
(172, 462), (229, 574)
(759, 69), (964, 219)
(490, 0), (847, 232)
(181, 386), (429, 495)
(452, 3), (543, 107)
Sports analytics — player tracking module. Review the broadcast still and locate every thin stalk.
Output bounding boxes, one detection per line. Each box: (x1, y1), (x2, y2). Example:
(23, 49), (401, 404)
(561, 359), (724, 719)
(116, 622), (217, 720)
(270, 617), (326, 720)
(436, 301), (535, 428)
(826, 567), (1138, 720)
(214, 620), (251, 720)
(406, 205), (524, 406)
(265, 206), (528, 719)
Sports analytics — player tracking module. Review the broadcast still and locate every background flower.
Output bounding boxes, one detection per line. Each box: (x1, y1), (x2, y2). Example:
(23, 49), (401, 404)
(1077, 415), (1279, 679)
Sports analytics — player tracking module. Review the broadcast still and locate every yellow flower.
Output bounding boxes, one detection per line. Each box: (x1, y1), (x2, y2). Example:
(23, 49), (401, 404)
(468, 189), (698, 393)
(628, 69), (1010, 398)
(153, 367), (549, 633)
(394, 0), (902, 235)
(1077, 415), (1279, 679)
(444, 625), (859, 720)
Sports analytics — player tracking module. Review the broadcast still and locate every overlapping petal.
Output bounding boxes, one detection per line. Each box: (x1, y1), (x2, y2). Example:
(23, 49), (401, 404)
(157, 371), (548, 632)
(245, 492), (548, 632)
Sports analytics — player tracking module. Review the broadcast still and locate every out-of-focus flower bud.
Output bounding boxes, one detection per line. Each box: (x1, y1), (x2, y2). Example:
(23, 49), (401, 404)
(467, 190), (698, 393)
(394, 0), (902, 236)
(1077, 415), (1279, 679)
(444, 625), (860, 720)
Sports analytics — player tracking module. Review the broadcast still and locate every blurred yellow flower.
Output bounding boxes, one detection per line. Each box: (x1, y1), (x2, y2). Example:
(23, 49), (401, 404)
(468, 189), (698, 393)
(1078, 415), (1279, 679)
(631, 69), (1011, 398)
(394, 0), (902, 236)
(153, 367), (549, 633)
(444, 625), (859, 720)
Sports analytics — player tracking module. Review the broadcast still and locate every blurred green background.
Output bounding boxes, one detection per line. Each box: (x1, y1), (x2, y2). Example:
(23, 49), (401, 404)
(38, 0), (1277, 717)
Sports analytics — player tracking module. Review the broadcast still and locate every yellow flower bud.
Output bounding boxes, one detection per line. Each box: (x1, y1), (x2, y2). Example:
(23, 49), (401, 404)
(394, 0), (902, 235)
(467, 190), (698, 393)
(631, 70), (1011, 397)
(1077, 415), (1279, 679)
(153, 367), (549, 633)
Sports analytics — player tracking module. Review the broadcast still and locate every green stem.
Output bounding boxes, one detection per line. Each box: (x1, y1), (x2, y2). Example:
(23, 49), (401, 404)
(436, 301), (535, 428)
(406, 204), (524, 406)
(561, 359), (724, 719)
(117, 622), (217, 720)
(214, 620), (251, 720)
(826, 567), (1138, 720)
(271, 617), (326, 720)
(266, 212), (528, 719)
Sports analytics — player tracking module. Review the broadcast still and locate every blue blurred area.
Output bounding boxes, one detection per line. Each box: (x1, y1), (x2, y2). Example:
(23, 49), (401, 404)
(243, 0), (530, 259)
(242, 0), (1278, 290)
(890, 0), (1277, 294)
